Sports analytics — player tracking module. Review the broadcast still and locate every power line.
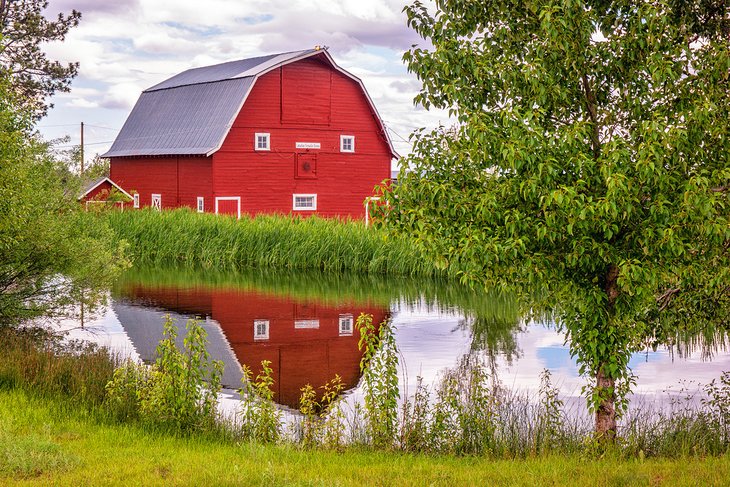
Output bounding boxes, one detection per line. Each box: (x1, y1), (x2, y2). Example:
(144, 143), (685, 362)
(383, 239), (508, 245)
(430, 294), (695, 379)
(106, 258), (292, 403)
(37, 123), (79, 128)
(54, 140), (114, 149)
(85, 124), (120, 132)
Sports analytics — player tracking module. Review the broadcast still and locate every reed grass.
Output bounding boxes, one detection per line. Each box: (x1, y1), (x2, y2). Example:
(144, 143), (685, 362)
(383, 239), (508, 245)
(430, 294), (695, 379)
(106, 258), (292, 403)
(106, 209), (443, 276)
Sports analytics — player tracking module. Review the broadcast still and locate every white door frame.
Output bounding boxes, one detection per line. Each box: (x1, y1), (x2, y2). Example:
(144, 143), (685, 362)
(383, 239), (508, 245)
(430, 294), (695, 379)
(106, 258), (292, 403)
(151, 193), (161, 211)
(215, 196), (241, 219)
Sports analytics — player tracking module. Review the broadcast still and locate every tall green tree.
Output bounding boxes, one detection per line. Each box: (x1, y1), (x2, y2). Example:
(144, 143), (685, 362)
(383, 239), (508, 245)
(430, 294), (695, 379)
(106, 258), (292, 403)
(0, 0), (81, 118)
(0, 75), (127, 326)
(380, 0), (729, 437)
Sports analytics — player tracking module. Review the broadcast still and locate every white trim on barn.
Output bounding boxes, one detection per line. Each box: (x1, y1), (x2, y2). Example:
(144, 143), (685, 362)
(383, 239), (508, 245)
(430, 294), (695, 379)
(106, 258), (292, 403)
(77, 177), (133, 201)
(364, 196), (380, 227)
(340, 134), (355, 153)
(293, 194), (317, 211)
(215, 196), (241, 219)
(151, 193), (162, 210)
(254, 132), (270, 151)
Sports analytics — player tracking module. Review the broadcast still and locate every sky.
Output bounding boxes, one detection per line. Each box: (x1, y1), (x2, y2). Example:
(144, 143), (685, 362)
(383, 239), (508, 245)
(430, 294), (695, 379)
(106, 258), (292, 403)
(38, 0), (448, 165)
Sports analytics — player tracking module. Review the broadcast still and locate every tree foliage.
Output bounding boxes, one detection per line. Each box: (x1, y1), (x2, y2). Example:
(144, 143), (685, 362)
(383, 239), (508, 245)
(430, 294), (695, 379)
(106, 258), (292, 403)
(0, 0), (81, 118)
(379, 0), (729, 436)
(0, 75), (127, 326)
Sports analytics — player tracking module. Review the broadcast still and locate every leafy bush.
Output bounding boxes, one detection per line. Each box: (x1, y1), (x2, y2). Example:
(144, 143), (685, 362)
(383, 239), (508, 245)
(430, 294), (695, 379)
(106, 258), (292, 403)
(105, 315), (223, 432)
(357, 313), (399, 448)
(238, 360), (282, 443)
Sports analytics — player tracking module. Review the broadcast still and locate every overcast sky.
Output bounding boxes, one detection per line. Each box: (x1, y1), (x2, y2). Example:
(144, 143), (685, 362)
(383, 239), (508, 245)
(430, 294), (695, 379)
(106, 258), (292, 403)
(38, 0), (447, 164)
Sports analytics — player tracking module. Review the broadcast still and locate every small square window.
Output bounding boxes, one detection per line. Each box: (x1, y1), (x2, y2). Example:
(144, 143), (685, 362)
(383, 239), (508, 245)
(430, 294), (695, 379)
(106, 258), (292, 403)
(254, 319), (269, 341)
(255, 133), (270, 151)
(339, 314), (353, 336)
(340, 135), (354, 153)
(197, 196), (204, 213)
(293, 194), (317, 211)
(133, 193), (140, 208)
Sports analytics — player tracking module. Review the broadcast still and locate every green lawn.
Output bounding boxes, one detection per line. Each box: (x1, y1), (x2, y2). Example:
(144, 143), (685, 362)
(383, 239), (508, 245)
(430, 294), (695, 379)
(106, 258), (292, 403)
(1, 389), (728, 486)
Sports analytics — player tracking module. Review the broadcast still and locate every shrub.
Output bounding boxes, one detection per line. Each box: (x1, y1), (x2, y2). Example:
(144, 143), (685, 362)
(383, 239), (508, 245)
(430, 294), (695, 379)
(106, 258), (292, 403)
(105, 315), (223, 433)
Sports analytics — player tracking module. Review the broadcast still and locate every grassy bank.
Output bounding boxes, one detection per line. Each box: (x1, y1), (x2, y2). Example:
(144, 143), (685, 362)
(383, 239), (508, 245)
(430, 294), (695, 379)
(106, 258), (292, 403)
(3, 388), (730, 486)
(106, 209), (443, 277)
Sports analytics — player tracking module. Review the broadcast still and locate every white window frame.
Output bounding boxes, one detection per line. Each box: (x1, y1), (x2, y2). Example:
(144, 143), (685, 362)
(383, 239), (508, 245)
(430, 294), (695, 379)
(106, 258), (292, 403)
(151, 193), (161, 211)
(255, 132), (270, 151)
(197, 196), (204, 213)
(364, 196), (380, 227)
(294, 319), (320, 329)
(215, 196), (241, 219)
(339, 314), (354, 336)
(292, 194), (317, 211)
(254, 319), (269, 341)
(340, 135), (355, 153)
(133, 193), (140, 208)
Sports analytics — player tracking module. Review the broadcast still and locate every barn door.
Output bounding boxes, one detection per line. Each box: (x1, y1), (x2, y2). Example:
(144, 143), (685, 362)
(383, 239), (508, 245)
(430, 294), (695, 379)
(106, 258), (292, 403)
(215, 197), (241, 219)
(296, 153), (317, 179)
(151, 194), (161, 211)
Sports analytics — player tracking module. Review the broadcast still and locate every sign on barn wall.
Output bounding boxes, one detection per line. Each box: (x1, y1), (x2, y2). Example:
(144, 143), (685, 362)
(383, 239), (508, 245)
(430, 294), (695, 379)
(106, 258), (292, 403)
(295, 142), (321, 149)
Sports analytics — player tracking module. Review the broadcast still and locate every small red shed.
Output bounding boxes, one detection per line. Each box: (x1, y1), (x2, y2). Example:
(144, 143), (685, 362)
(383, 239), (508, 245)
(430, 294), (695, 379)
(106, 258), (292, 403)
(102, 48), (397, 219)
(78, 176), (133, 210)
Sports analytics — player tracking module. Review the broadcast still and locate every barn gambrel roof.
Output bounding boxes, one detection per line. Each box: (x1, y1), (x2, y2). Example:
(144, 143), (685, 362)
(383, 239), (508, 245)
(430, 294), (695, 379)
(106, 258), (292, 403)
(102, 49), (398, 159)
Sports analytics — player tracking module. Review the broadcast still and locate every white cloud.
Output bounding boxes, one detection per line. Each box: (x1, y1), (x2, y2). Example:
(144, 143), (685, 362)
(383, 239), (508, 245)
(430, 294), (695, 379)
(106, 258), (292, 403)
(67, 98), (99, 109)
(40, 0), (449, 164)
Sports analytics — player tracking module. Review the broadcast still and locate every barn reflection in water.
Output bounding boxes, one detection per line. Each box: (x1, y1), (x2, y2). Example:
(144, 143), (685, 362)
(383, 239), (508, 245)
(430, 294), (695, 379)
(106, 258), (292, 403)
(113, 281), (388, 408)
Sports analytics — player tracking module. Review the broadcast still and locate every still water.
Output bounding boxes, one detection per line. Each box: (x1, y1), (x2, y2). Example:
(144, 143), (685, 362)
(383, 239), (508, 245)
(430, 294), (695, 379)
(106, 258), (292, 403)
(63, 267), (730, 413)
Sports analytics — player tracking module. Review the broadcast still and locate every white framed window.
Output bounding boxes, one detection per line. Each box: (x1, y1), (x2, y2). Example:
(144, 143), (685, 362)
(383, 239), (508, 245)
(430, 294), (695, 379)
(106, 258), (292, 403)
(133, 193), (140, 208)
(254, 319), (269, 341)
(197, 196), (204, 213)
(339, 314), (353, 336)
(255, 132), (270, 151)
(151, 193), (161, 211)
(293, 194), (317, 211)
(294, 319), (319, 329)
(340, 135), (355, 153)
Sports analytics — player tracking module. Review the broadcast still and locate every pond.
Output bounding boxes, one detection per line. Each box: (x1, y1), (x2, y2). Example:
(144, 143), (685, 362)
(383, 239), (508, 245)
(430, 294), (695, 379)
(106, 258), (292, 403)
(61, 266), (730, 416)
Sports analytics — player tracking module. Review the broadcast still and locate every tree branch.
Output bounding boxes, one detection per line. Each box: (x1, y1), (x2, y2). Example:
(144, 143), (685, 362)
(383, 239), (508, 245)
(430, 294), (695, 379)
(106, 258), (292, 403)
(581, 73), (601, 160)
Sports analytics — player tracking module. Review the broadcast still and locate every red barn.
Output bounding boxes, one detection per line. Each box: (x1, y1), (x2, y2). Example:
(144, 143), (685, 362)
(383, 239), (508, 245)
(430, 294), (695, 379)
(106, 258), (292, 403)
(117, 281), (389, 407)
(102, 48), (397, 219)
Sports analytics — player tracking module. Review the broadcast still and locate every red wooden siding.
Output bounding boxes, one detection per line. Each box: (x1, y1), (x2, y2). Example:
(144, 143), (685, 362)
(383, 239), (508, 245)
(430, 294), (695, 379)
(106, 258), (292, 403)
(213, 56), (392, 218)
(281, 61), (331, 125)
(110, 156), (213, 211)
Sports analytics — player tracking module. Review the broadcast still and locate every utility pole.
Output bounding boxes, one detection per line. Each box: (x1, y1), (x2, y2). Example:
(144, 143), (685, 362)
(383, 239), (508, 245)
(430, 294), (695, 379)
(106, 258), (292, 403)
(80, 122), (85, 177)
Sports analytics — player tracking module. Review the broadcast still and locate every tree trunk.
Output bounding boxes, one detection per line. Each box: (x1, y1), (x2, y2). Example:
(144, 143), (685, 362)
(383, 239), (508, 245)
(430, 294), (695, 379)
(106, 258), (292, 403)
(595, 365), (617, 438)
(596, 264), (620, 439)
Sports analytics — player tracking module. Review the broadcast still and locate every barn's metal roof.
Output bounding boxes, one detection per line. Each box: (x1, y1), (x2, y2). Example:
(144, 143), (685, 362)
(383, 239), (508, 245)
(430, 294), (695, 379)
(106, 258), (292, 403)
(102, 49), (398, 159)
(102, 78), (255, 157)
(113, 301), (245, 388)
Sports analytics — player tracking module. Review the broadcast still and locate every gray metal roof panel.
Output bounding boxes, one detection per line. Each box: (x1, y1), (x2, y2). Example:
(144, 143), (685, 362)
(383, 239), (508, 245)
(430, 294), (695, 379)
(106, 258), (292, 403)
(146, 49), (315, 91)
(112, 301), (244, 388)
(102, 77), (254, 158)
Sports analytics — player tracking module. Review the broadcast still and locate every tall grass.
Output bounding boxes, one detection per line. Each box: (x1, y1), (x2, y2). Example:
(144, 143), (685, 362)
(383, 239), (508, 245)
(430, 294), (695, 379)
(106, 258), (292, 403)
(106, 209), (443, 276)
(2, 318), (729, 460)
(0, 326), (117, 408)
